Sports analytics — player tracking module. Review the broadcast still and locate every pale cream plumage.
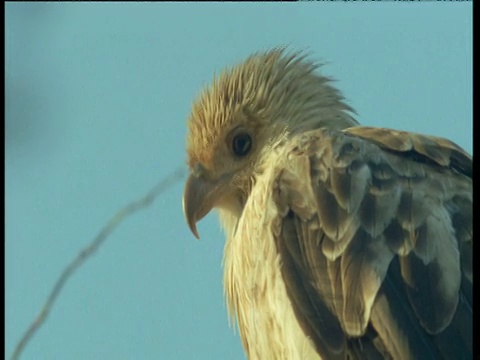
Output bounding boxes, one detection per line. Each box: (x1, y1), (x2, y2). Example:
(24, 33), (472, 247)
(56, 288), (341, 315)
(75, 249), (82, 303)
(182, 48), (472, 359)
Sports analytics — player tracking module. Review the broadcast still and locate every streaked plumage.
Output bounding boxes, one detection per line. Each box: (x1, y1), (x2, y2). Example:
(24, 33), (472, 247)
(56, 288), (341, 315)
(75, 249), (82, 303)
(182, 47), (472, 359)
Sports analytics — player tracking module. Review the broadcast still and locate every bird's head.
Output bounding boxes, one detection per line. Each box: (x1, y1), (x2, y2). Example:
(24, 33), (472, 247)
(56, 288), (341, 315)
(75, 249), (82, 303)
(182, 47), (357, 238)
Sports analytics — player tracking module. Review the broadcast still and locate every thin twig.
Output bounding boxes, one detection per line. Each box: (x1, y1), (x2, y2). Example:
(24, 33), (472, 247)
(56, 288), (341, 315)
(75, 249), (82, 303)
(10, 168), (186, 360)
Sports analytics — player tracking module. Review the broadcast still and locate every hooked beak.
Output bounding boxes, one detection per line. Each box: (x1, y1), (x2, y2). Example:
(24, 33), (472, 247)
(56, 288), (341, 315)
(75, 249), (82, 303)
(182, 165), (228, 239)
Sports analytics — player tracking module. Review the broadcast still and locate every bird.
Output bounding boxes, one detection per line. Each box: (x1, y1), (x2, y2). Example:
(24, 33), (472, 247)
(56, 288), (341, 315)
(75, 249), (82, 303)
(182, 47), (472, 359)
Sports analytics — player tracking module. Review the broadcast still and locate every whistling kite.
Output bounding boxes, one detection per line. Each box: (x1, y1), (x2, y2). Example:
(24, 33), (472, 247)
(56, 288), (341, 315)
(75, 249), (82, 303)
(182, 48), (472, 359)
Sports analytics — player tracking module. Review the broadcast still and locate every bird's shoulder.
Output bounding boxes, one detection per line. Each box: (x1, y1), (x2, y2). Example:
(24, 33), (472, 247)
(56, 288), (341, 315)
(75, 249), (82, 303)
(260, 125), (472, 358)
(276, 125), (471, 179)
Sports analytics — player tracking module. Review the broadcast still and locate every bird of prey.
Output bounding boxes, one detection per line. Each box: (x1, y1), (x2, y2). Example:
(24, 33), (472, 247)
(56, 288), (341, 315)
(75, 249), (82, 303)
(182, 47), (472, 359)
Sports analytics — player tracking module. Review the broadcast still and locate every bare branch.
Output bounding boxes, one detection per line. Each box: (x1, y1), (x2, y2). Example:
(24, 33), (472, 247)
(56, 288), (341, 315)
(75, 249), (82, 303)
(10, 168), (187, 360)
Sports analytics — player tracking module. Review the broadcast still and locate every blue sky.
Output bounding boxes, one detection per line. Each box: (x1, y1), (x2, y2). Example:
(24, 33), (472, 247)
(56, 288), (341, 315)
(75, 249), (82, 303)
(5, 3), (472, 360)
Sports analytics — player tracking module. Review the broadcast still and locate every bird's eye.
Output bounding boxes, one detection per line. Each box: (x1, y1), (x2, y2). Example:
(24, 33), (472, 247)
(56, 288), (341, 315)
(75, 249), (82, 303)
(232, 132), (252, 157)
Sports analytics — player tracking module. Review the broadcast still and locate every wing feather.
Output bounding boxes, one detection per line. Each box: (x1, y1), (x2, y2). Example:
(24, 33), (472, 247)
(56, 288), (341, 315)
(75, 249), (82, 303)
(271, 126), (472, 359)
(280, 214), (347, 358)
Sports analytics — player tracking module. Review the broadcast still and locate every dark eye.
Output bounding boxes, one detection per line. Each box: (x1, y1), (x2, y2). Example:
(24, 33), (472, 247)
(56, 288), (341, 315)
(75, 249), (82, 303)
(232, 132), (252, 157)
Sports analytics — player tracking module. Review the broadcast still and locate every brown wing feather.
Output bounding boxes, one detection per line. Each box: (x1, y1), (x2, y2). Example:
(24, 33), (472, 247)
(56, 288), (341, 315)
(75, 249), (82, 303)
(272, 126), (472, 359)
(344, 126), (472, 176)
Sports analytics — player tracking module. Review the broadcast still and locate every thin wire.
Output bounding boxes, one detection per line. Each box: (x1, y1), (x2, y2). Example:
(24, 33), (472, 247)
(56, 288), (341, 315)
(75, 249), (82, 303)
(10, 167), (187, 360)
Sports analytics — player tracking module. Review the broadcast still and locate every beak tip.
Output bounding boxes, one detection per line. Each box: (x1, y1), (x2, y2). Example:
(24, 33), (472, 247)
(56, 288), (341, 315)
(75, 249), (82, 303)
(183, 171), (215, 241)
(190, 222), (201, 240)
(185, 213), (201, 240)
(191, 226), (200, 240)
